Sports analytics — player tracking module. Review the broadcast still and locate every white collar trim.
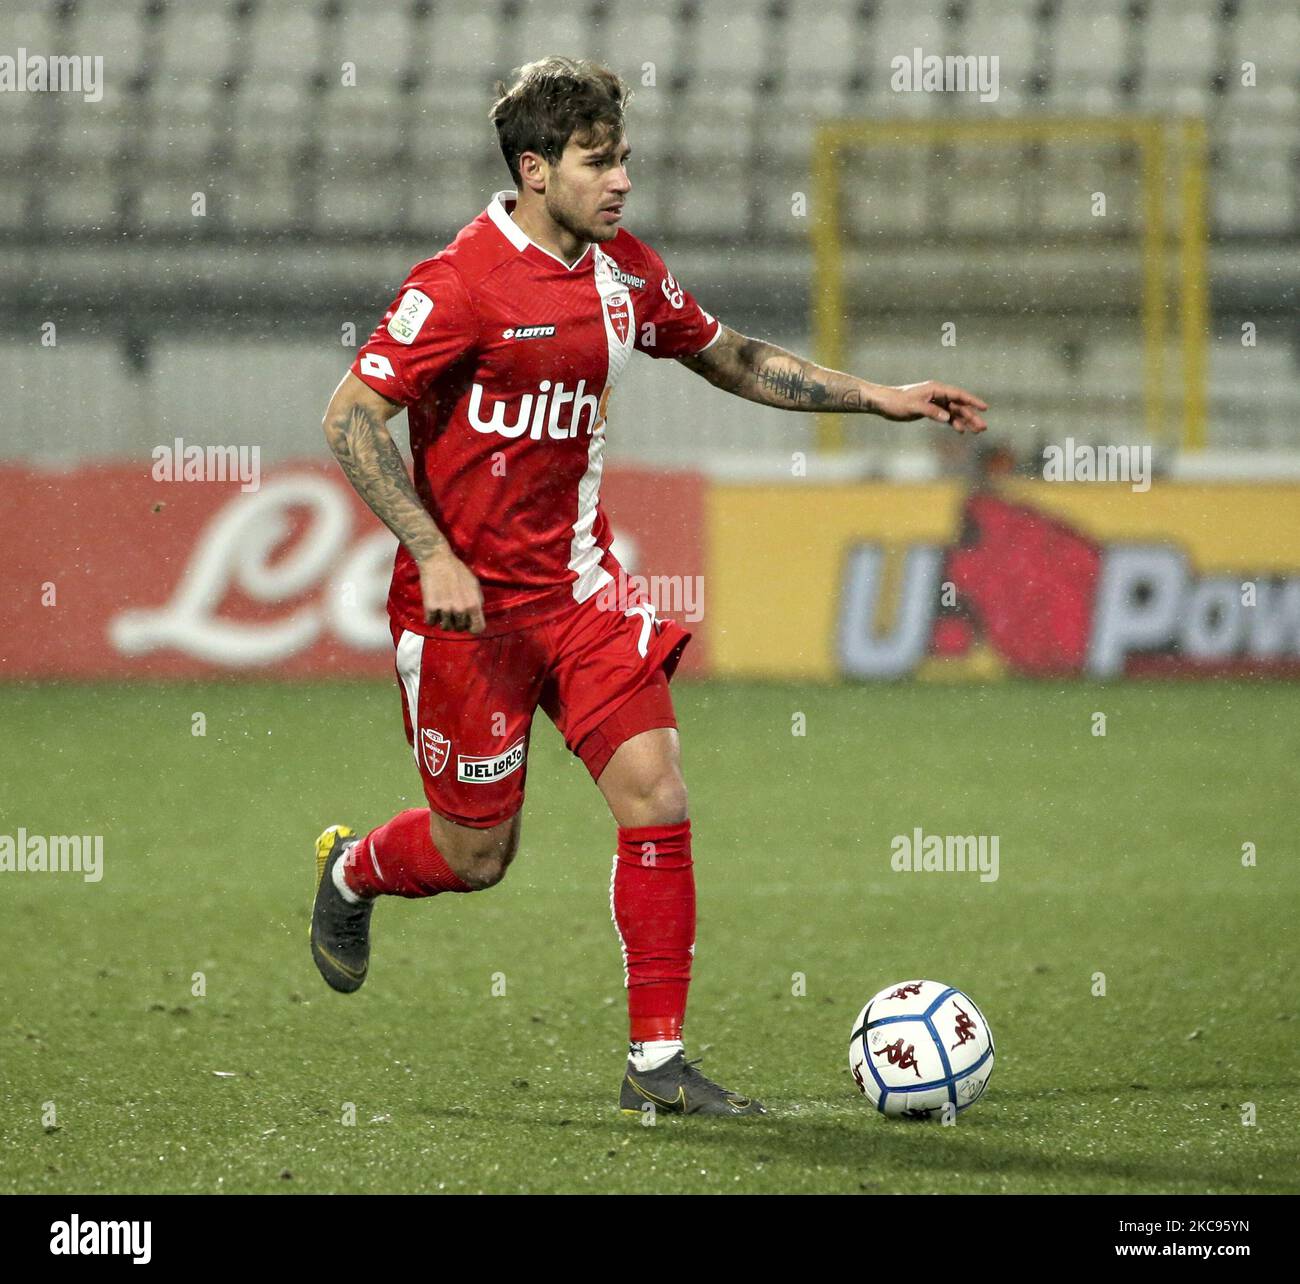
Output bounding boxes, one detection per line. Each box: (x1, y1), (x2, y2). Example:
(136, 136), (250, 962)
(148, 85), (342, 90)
(487, 190), (592, 271)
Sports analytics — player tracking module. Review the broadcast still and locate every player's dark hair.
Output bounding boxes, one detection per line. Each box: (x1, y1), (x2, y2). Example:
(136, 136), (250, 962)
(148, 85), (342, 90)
(490, 56), (631, 186)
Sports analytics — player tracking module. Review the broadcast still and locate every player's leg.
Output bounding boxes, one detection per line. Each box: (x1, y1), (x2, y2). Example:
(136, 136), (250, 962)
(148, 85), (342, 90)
(543, 600), (765, 1116)
(593, 723), (687, 828)
(341, 805), (522, 897)
(311, 810), (518, 994)
(590, 707), (691, 1059)
(311, 623), (543, 994)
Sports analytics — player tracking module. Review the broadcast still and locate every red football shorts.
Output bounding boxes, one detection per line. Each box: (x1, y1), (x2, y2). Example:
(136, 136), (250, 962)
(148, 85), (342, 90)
(391, 593), (691, 829)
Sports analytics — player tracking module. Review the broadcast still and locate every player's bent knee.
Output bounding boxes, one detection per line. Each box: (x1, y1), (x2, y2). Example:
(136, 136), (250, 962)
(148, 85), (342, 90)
(455, 854), (510, 890)
(428, 809), (521, 889)
(651, 775), (689, 825)
(621, 771), (688, 827)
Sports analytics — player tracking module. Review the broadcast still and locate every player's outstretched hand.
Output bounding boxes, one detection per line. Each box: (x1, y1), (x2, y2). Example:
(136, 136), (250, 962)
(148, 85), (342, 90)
(876, 382), (989, 433)
(418, 549), (486, 634)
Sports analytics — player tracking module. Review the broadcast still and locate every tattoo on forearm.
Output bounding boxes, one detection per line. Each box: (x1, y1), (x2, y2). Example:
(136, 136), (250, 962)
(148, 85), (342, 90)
(685, 332), (878, 413)
(324, 403), (446, 562)
(751, 349), (876, 412)
(758, 363), (828, 406)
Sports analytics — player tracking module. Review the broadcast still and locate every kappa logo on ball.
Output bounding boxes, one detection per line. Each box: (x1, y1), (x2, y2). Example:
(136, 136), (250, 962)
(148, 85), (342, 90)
(885, 982), (924, 1001)
(950, 1002), (978, 1049)
(872, 1037), (923, 1078)
(420, 727), (450, 777)
(387, 288), (434, 345)
(457, 737), (526, 784)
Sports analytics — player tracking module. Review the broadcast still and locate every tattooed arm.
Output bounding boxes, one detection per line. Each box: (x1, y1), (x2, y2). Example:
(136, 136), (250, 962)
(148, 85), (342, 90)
(322, 371), (485, 633)
(677, 326), (988, 432)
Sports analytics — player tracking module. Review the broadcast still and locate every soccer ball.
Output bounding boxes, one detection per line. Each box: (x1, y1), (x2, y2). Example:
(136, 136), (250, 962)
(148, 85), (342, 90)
(849, 979), (994, 1119)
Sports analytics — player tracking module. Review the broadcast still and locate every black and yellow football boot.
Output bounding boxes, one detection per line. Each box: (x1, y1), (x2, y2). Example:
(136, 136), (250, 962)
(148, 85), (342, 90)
(310, 824), (373, 994)
(620, 1051), (767, 1117)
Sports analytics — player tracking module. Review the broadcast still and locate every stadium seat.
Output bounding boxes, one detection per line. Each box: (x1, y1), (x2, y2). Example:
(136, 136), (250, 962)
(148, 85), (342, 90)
(42, 175), (119, 232)
(687, 1), (769, 91)
(241, 2), (327, 88)
(1049, 5), (1126, 106)
(426, 0), (510, 81)
(71, 2), (149, 86)
(225, 174), (301, 233)
(319, 85), (405, 167)
(1233, 1), (1300, 91)
(155, 8), (238, 81)
(501, 0), (598, 74)
(6, 0), (57, 52)
(0, 182), (29, 233)
(334, 0), (421, 89)
(779, 0), (858, 99)
(961, 0), (1040, 77)
(42, 92), (116, 168)
(867, 0), (955, 74)
(1140, 6), (1219, 108)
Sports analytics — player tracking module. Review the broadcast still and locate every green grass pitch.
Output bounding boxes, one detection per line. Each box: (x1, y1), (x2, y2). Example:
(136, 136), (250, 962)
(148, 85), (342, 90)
(1, 679), (1295, 1194)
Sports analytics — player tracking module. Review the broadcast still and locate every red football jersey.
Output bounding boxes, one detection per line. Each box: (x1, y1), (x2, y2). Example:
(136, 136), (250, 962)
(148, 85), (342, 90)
(349, 189), (721, 638)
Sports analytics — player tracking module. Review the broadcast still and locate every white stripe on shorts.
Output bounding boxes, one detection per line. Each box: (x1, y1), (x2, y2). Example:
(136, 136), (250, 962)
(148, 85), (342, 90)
(395, 628), (425, 765)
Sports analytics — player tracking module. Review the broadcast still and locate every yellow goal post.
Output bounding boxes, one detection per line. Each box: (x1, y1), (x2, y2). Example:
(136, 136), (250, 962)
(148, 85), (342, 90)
(810, 116), (1209, 453)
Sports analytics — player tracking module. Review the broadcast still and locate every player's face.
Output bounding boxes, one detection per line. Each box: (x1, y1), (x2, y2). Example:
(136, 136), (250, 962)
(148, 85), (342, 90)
(545, 130), (632, 244)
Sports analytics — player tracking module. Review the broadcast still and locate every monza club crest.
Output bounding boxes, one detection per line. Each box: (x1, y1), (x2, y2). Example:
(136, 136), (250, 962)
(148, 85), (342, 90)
(605, 292), (630, 344)
(420, 728), (450, 777)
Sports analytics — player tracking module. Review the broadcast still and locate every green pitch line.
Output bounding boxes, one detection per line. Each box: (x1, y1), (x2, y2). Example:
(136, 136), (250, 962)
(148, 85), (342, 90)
(0, 679), (1295, 1194)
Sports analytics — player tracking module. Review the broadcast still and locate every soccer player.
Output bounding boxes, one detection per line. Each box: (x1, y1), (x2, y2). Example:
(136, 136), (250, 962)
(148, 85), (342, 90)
(312, 56), (988, 1117)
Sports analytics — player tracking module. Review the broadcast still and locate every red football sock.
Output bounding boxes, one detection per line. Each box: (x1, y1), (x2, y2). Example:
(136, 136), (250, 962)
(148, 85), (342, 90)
(611, 819), (695, 1043)
(344, 808), (473, 899)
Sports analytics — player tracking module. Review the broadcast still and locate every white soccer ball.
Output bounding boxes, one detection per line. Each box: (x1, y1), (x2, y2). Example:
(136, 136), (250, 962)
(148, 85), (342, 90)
(848, 979), (994, 1119)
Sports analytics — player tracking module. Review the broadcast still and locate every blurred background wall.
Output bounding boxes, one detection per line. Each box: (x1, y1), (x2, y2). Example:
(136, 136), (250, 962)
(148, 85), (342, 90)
(2, 0), (1297, 466)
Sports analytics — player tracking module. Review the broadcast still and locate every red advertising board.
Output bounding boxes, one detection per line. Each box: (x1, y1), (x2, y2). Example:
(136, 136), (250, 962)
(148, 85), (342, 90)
(0, 462), (708, 679)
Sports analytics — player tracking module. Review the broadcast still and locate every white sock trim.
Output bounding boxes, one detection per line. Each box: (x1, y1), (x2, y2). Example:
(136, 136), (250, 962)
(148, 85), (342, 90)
(331, 844), (364, 904)
(629, 1039), (684, 1073)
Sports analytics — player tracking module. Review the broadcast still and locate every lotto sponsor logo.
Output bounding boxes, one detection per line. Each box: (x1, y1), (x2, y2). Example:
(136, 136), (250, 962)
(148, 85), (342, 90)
(387, 288), (434, 345)
(360, 352), (395, 381)
(457, 739), (526, 784)
(467, 378), (606, 441)
(502, 325), (556, 340)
